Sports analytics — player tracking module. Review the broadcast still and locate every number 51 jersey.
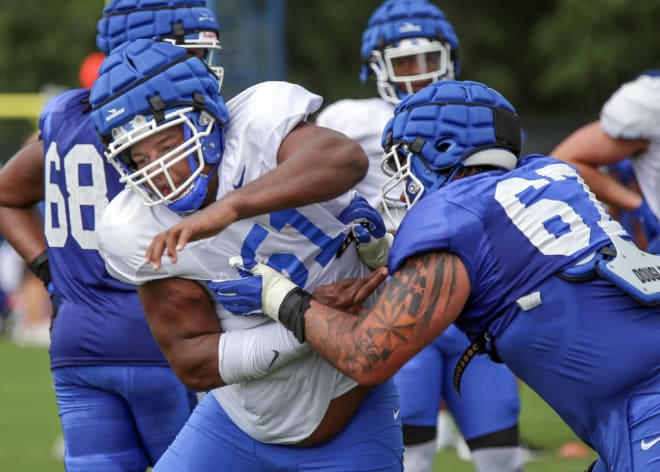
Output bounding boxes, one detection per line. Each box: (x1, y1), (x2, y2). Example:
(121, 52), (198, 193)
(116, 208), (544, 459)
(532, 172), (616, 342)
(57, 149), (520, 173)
(97, 81), (372, 444)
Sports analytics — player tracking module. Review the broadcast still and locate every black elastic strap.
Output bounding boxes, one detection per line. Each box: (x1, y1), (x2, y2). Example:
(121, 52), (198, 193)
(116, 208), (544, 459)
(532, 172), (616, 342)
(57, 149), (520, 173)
(453, 331), (502, 395)
(466, 424), (519, 450)
(402, 424), (437, 445)
(278, 287), (312, 343)
(452, 340), (484, 396)
(28, 250), (52, 287)
(585, 460), (599, 472)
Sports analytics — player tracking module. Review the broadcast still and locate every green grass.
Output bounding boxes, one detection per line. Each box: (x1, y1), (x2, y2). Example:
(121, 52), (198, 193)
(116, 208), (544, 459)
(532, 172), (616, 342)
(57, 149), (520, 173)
(433, 383), (597, 471)
(0, 339), (596, 471)
(0, 339), (63, 472)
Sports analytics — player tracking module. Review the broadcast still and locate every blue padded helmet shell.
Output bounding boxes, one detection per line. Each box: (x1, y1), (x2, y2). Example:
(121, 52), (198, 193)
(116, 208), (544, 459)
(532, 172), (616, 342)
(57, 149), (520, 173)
(90, 38), (228, 213)
(384, 80), (520, 171)
(90, 38), (227, 146)
(97, 0), (218, 55)
(380, 80), (521, 206)
(360, 0), (460, 82)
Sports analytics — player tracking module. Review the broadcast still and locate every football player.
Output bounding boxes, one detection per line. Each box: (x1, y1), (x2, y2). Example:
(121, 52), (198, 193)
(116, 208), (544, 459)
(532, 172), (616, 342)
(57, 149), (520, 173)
(315, 2), (523, 471)
(552, 70), (660, 254)
(245, 79), (660, 472)
(0, 1), (222, 470)
(89, 38), (403, 471)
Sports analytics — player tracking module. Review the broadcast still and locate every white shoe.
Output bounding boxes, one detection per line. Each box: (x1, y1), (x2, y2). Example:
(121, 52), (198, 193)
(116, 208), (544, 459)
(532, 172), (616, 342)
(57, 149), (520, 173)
(435, 411), (459, 451)
(455, 436), (472, 461)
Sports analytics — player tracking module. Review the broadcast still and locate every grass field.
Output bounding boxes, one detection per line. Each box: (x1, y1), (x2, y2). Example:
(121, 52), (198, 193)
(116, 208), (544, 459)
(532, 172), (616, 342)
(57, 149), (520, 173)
(0, 339), (597, 471)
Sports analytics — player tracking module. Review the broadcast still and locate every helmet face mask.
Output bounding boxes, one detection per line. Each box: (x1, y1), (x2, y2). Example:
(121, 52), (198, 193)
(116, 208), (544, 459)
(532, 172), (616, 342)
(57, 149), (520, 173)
(380, 80), (522, 215)
(360, 0), (460, 104)
(380, 142), (448, 222)
(161, 30), (224, 89)
(371, 38), (455, 104)
(108, 107), (217, 208)
(91, 39), (228, 214)
(97, 1), (224, 89)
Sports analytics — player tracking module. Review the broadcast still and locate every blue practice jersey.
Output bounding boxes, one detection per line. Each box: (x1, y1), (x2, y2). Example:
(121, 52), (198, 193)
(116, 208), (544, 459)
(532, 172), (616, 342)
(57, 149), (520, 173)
(389, 154), (627, 339)
(39, 89), (168, 368)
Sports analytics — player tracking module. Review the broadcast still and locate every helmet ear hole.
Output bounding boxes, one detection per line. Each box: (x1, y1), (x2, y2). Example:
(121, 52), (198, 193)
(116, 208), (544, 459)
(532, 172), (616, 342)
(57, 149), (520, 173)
(435, 140), (452, 153)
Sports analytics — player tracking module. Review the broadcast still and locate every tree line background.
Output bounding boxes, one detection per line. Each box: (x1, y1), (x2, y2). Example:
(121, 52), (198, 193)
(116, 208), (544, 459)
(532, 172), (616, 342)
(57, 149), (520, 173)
(0, 0), (658, 157)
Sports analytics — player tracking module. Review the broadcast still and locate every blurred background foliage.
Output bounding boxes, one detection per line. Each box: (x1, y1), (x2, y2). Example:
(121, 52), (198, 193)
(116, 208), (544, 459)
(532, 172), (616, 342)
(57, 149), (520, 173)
(287, 0), (660, 113)
(0, 0), (659, 156)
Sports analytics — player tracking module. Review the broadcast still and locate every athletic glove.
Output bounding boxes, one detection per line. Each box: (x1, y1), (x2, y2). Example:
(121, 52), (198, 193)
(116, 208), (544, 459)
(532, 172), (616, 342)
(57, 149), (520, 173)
(208, 260), (264, 316)
(227, 257), (310, 342)
(338, 195), (393, 269)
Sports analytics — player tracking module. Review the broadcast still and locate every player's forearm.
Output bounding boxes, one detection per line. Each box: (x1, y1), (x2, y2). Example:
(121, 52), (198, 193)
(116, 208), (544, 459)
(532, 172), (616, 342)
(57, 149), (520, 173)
(223, 132), (368, 222)
(218, 322), (311, 385)
(158, 323), (312, 391)
(272, 253), (468, 386)
(0, 206), (47, 263)
(302, 301), (394, 386)
(0, 140), (45, 207)
(165, 332), (224, 392)
(573, 162), (642, 211)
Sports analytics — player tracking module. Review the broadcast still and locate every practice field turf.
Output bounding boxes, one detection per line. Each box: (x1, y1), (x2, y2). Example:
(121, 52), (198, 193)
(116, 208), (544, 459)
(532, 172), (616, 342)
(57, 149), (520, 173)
(0, 339), (596, 471)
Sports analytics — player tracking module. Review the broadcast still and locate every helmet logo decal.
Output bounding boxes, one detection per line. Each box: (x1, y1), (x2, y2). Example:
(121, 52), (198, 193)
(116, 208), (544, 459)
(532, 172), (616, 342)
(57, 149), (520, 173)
(105, 107), (126, 122)
(399, 22), (422, 33)
(198, 13), (215, 23)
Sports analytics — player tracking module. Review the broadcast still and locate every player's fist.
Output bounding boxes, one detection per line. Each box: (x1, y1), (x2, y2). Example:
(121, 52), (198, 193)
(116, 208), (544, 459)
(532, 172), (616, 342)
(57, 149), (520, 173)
(338, 195), (392, 269)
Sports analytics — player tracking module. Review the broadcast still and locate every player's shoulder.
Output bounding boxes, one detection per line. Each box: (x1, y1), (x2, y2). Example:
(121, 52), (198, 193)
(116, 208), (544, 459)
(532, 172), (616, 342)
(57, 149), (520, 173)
(611, 73), (660, 104)
(601, 74), (660, 139)
(41, 88), (90, 117)
(39, 88), (92, 142)
(224, 81), (323, 148)
(316, 97), (394, 131)
(227, 81), (322, 120)
(96, 190), (159, 283)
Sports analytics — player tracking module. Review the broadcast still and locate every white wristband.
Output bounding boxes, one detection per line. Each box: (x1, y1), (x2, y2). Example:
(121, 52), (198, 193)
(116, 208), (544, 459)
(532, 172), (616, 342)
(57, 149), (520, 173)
(250, 263), (299, 320)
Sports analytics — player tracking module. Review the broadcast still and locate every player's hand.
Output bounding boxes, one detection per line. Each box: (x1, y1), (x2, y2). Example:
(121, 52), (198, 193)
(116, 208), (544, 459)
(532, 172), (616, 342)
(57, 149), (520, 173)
(225, 257), (299, 321)
(632, 199), (660, 244)
(312, 267), (388, 314)
(352, 225), (394, 270)
(338, 195), (393, 269)
(208, 260), (264, 316)
(145, 201), (236, 270)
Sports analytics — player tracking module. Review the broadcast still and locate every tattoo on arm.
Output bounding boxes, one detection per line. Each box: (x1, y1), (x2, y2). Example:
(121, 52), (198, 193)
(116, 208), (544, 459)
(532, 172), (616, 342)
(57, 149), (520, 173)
(305, 251), (466, 383)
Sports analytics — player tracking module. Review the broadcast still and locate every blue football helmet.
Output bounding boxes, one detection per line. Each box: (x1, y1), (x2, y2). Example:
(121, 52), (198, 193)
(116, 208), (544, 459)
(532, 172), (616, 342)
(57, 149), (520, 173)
(97, 0), (224, 87)
(90, 38), (228, 214)
(380, 80), (521, 218)
(361, 0), (460, 104)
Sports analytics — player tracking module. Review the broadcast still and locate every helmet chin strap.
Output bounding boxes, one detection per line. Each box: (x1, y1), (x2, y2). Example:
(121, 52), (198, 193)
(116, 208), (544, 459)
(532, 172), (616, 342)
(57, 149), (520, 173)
(167, 161), (219, 214)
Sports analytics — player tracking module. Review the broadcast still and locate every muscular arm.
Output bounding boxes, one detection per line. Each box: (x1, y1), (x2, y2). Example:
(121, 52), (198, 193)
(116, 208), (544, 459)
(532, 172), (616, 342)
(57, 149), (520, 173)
(138, 277), (224, 391)
(0, 140), (45, 206)
(0, 207), (46, 263)
(0, 139), (47, 263)
(138, 276), (310, 391)
(551, 120), (648, 211)
(146, 122), (369, 267)
(229, 121), (368, 214)
(302, 251), (470, 385)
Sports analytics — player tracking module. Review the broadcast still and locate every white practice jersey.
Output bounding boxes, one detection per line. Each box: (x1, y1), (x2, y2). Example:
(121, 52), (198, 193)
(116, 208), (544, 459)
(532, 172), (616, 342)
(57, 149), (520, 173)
(98, 81), (369, 444)
(316, 98), (395, 208)
(601, 74), (660, 216)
